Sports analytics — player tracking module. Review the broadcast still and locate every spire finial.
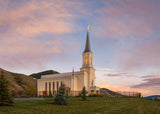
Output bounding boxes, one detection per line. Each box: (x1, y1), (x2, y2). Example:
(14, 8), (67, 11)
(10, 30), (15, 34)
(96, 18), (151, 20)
(84, 24), (91, 53)
(87, 24), (89, 32)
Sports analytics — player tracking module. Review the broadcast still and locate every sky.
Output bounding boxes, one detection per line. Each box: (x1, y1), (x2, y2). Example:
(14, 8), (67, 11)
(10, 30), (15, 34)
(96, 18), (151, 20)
(0, 0), (160, 96)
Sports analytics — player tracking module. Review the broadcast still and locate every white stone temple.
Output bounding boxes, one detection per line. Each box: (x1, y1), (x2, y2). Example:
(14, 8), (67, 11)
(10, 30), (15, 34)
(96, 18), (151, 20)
(37, 24), (100, 96)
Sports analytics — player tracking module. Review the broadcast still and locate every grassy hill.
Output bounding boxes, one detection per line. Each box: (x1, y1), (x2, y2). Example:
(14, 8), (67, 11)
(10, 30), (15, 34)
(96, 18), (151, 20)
(30, 70), (59, 79)
(0, 68), (37, 97)
(0, 97), (160, 114)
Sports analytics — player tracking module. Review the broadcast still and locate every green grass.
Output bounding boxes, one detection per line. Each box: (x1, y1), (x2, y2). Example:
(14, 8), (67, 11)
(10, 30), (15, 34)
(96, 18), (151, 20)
(0, 97), (160, 114)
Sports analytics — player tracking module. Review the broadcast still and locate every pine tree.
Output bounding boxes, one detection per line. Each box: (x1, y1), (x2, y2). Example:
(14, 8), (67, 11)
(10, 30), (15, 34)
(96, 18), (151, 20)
(0, 71), (14, 106)
(49, 90), (52, 97)
(53, 83), (68, 105)
(81, 86), (87, 101)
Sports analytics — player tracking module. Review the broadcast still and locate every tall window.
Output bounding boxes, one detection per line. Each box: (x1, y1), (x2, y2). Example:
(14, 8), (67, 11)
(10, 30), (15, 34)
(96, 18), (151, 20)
(45, 82), (47, 92)
(91, 56), (93, 64)
(53, 82), (55, 94)
(61, 81), (63, 86)
(57, 81), (59, 91)
(49, 82), (51, 94)
(85, 57), (88, 64)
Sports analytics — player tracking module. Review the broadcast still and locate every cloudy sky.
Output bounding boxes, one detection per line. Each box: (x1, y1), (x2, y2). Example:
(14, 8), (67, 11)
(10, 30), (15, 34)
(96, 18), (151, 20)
(0, 0), (160, 96)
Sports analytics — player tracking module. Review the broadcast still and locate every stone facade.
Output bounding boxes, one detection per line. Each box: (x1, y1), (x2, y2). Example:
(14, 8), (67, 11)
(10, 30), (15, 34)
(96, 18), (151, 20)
(37, 24), (100, 96)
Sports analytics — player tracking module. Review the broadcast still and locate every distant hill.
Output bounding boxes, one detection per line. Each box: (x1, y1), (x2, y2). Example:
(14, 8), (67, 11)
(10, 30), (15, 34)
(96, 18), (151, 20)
(0, 68), (59, 97)
(144, 95), (160, 99)
(29, 70), (59, 79)
(0, 68), (37, 97)
(100, 88), (122, 96)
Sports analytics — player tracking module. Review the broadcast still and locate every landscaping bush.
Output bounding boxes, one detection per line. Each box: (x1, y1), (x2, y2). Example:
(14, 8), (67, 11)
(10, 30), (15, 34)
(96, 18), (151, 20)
(54, 83), (69, 105)
(25, 82), (36, 96)
(81, 86), (87, 101)
(89, 93), (104, 97)
(43, 91), (47, 96)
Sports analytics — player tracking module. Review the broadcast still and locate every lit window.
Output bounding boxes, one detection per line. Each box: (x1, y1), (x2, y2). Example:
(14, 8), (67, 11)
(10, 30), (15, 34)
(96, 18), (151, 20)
(91, 56), (93, 64)
(85, 57), (88, 64)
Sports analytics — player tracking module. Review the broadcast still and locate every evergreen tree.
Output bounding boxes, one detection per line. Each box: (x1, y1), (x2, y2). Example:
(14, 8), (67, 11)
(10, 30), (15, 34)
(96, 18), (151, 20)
(49, 91), (52, 97)
(0, 71), (14, 106)
(81, 86), (87, 101)
(54, 83), (68, 105)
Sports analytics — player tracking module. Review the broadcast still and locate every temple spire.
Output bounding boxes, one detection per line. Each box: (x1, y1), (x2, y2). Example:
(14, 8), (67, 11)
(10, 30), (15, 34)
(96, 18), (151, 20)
(84, 24), (92, 53)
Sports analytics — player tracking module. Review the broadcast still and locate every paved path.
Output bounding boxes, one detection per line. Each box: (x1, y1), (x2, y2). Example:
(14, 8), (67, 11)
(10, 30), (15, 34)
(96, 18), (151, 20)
(14, 98), (44, 101)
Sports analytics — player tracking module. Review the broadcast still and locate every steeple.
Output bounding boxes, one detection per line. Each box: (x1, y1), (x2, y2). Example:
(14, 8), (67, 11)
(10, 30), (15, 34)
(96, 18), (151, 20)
(81, 24), (95, 90)
(84, 24), (92, 53)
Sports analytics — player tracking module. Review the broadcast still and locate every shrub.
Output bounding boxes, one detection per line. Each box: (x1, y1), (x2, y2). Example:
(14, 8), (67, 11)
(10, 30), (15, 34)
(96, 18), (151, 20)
(0, 71), (14, 106)
(25, 82), (36, 97)
(43, 91), (47, 96)
(156, 97), (160, 101)
(81, 86), (87, 101)
(89, 93), (104, 97)
(54, 83), (69, 105)
(49, 91), (52, 97)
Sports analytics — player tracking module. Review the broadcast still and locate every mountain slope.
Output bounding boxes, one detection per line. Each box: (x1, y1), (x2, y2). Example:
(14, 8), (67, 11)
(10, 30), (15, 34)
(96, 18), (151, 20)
(0, 68), (36, 97)
(30, 70), (59, 79)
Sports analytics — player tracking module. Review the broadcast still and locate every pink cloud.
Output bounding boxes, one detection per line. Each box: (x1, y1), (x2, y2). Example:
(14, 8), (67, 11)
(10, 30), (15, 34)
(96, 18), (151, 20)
(96, 69), (159, 96)
(0, 0), (86, 38)
(0, 38), (64, 68)
(117, 39), (160, 69)
(0, 0), (85, 73)
(105, 73), (138, 77)
(142, 75), (160, 79)
(95, 0), (160, 38)
(132, 78), (160, 89)
(131, 75), (160, 95)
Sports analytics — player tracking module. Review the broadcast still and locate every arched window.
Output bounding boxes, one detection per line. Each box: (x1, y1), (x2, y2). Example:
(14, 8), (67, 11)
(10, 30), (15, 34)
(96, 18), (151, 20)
(85, 57), (88, 64)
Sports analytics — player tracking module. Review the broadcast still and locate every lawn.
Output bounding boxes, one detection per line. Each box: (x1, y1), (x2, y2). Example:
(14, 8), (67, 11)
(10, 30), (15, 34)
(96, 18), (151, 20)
(0, 97), (160, 114)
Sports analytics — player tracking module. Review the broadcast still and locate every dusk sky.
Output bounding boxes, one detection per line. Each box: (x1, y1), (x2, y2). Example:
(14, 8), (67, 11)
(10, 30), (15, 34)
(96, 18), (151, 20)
(0, 0), (160, 96)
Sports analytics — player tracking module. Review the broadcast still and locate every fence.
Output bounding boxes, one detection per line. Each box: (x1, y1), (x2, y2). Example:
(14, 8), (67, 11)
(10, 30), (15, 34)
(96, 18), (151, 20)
(117, 91), (141, 98)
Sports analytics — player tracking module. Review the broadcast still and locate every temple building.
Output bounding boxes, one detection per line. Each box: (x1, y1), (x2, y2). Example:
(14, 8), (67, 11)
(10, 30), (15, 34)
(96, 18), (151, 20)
(37, 24), (100, 96)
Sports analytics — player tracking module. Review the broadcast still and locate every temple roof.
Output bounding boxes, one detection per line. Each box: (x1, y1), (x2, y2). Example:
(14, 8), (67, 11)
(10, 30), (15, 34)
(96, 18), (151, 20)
(84, 24), (92, 53)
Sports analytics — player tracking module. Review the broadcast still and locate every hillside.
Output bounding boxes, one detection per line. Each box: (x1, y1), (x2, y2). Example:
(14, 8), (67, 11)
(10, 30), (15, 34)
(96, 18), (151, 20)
(0, 68), (37, 97)
(30, 70), (59, 79)
(144, 95), (160, 99)
(100, 88), (123, 97)
(1, 97), (160, 114)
